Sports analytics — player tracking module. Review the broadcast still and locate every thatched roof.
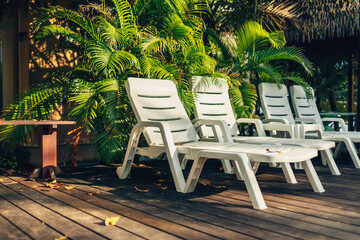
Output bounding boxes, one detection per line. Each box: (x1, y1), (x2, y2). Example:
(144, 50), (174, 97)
(285, 0), (360, 42)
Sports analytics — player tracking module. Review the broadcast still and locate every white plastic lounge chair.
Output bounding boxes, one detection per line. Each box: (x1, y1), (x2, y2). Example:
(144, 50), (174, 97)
(290, 85), (360, 169)
(259, 82), (360, 169)
(116, 77), (323, 210)
(191, 77), (338, 176)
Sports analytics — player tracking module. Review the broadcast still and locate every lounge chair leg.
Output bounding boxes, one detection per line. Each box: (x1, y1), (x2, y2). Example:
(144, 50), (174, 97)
(185, 151), (266, 209)
(116, 128), (141, 179)
(294, 162), (303, 169)
(320, 151), (327, 166)
(231, 160), (244, 180)
(280, 163), (297, 184)
(321, 149), (341, 175)
(180, 155), (188, 170)
(343, 139), (360, 168)
(221, 159), (233, 174)
(183, 157), (207, 193)
(268, 162), (277, 167)
(252, 162), (260, 174)
(302, 160), (325, 193)
(333, 142), (343, 158)
(237, 158), (267, 210)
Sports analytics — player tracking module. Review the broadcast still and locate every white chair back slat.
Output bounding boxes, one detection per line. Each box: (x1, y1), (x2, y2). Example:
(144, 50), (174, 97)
(191, 76), (239, 137)
(126, 78), (198, 145)
(290, 85), (324, 128)
(259, 83), (295, 124)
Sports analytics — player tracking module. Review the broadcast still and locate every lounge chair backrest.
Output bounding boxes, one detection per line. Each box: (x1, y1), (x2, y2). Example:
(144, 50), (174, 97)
(191, 76), (239, 138)
(290, 85), (324, 128)
(258, 83), (295, 124)
(126, 78), (198, 145)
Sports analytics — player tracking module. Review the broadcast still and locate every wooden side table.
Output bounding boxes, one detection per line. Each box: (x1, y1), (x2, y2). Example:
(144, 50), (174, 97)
(0, 120), (76, 178)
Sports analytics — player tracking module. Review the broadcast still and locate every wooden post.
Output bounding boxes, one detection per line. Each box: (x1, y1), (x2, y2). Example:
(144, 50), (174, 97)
(38, 125), (57, 178)
(348, 53), (354, 131)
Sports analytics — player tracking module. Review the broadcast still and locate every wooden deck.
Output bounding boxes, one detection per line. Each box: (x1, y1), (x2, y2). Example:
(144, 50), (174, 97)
(1, 156), (360, 240)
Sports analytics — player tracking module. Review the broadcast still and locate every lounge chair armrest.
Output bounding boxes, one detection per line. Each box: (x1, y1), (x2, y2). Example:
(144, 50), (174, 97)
(263, 123), (296, 138)
(295, 118), (317, 124)
(321, 118), (347, 131)
(262, 118), (290, 124)
(298, 124), (323, 139)
(133, 121), (176, 148)
(236, 118), (266, 137)
(192, 119), (233, 142)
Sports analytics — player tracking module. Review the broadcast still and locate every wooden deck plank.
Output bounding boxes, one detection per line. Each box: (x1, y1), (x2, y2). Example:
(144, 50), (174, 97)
(8, 177), (225, 240)
(10, 176), (180, 240)
(59, 176), (295, 240)
(0, 187), (64, 240)
(57, 172), (339, 240)
(204, 176), (360, 224)
(1, 159), (360, 240)
(31, 176), (257, 240)
(1, 178), (141, 240)
(0, 213), (32, 240)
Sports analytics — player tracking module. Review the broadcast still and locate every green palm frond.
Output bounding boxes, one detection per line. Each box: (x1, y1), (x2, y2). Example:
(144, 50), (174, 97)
(132, 0), (151, 18)
(187, 0), (210, 16)
(36, 25), (84, 44)
(87, 44), (139, 77)
(79, 4), (116, 24)
(253, 47), (314, 75)
(141, 34), (169, 54)
(113, 0), (136, 29)
(34, 6), (98, 41)
(96, 16), (136, 48)
(229, 81), (257, 118)
(235, 21), (285, 56)
(0, 79), (69, 141)
(206, 28), (233, 61)
(148, 58), (180, 80)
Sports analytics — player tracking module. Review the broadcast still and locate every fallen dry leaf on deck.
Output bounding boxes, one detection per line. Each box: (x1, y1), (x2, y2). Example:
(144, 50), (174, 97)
(105, 216), (120, 226)
(161, 186), (168, 190)
(198, 179), (211, 186)
(64, 185), (75, 190)
(158, 179), (171, 182)
(139, 164), (146, 167)
(31, 185), (39, 189)
(6, 170), (15, 175)
(55, 235), (68, 240)
(45, 181), (64, 189)
(134, 186), (149, 192)
(87, 191), (100, 196)
(266, 149), (282, 154)
(219, 167), (224, 171)
(153, 183), (162, 187)
(0, 179), (3, 182)
(18, 189), (23, 192)
(155, 171), (161, 176)
(88, 177), (95, 182)
(213, 185), (226, 189)
(132, 163), (137, 166)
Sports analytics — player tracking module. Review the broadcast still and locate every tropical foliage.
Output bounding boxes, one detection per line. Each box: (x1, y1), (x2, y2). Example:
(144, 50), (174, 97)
(0, 0), (217, 164)
(207, 20), (314, 116)
(0, 0), (315, 165)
